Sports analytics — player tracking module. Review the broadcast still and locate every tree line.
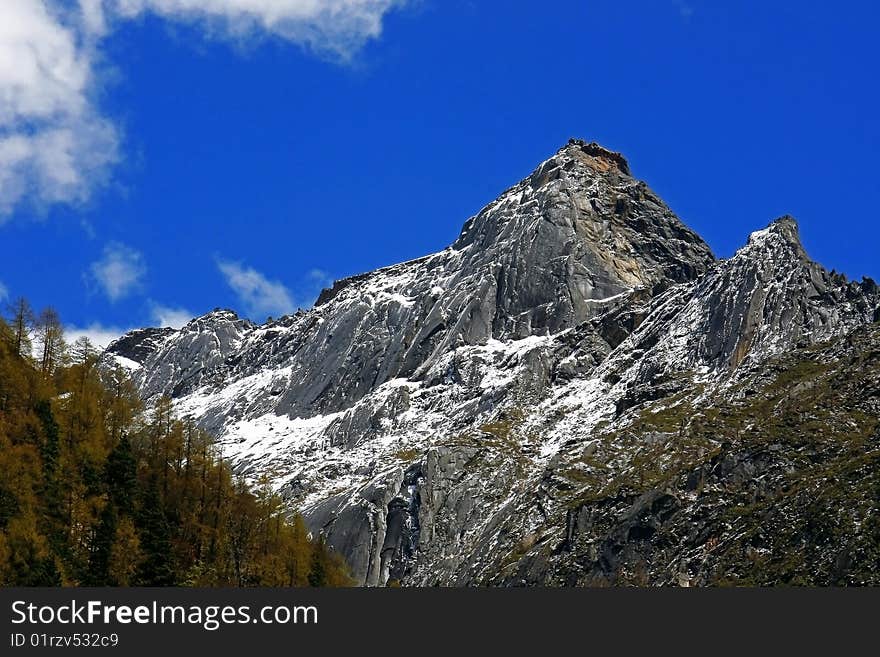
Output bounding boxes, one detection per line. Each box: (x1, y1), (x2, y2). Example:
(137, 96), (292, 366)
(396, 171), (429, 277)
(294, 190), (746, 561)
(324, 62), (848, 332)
(0, 298), (350, 586)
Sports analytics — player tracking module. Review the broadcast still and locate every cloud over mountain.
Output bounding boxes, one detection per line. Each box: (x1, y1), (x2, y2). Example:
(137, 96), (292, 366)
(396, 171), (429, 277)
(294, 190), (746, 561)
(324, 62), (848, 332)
(88, 241), (147, 301)
(0, 0), (404, 218)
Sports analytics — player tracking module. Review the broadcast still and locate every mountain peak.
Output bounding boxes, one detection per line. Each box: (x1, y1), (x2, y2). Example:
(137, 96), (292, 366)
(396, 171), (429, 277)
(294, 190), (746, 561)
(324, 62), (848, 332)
(767, 214), (801, 241)
(561, 138), (631, 175)
(452, 137), (714, 314)
(746, 215), (805, 254)
(99, 142), (880, 587)
(185, 308), (243, 326)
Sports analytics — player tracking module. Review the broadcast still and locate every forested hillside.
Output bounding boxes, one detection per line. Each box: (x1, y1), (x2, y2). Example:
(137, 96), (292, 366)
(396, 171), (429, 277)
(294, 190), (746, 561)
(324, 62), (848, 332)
(0, 299), (350, 587)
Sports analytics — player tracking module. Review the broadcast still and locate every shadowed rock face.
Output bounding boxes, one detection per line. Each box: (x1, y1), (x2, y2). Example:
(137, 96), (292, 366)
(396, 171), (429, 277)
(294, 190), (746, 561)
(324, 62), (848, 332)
(105, 140), (880, 586)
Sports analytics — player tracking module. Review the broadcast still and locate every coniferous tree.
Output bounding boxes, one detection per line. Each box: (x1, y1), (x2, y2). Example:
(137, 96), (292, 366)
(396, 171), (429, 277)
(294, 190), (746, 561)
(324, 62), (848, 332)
(35, 308), (64, 375)
(33, 401), (65, 567)
(108, 516), (140, 586)
(5, 297), (34, 359)
(85, 503), (117, 586)
(0, 303), (352, 587)
(308, 537), (328, 587)
(69, 337), (97, 367)
(135, 478), (175, 586)
(106, 434), (137, 516)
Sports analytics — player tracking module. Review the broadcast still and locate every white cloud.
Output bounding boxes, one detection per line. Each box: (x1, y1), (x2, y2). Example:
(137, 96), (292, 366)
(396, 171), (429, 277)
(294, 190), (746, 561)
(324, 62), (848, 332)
(0, 280), (8, 301)
(149, 301), (192, 328)
(0, 0), (403, 218)
(65, 322), (128, 349)
(63, 299), (191, 350)
(216, 259), (335, 320)
(89, 241), (147, 301)
(79, 0), (109, 36)
(217, 259), (296, 319)
(0, 0), (119, 219)
(109, 0), (406, 59)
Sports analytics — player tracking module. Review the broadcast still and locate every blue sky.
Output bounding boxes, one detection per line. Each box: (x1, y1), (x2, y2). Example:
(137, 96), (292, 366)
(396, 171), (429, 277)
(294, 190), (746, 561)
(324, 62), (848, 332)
(1, 1), (878, 345)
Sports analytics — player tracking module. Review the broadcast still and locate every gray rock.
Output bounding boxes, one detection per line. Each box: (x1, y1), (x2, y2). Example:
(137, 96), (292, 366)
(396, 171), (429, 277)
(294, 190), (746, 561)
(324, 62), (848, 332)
(104, 139), (880, 586)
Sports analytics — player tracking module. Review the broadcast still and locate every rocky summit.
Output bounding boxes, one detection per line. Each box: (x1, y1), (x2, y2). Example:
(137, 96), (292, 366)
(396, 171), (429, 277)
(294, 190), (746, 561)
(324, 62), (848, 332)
(105, 139), (880, 586)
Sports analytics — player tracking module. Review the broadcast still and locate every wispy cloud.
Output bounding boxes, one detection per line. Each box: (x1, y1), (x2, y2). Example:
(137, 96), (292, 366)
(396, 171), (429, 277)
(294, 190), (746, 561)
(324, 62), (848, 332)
(149, 301), (193, 328)
(0, 0), (404, 219)
(673, 0), (694, 20)
(108, 0), (407, 60)
(0, 280), (8, 301)
(217, 259), (296, 320)
(64, 322), (128, 349)
(88, 241), (146, 301)
(304, 267), (333, 292)
(64, 298), (192, 349)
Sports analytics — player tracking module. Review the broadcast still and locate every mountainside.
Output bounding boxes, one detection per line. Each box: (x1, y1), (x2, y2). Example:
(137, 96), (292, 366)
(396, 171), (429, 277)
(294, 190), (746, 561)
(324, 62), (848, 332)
(106, 139), (880, 585)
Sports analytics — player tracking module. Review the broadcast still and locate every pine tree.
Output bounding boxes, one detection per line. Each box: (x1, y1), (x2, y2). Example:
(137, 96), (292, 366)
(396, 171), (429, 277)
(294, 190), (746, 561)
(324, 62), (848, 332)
(85, 503), (117, 586)
(34, 401), (65, 568)
(35, 308), (64, 375)
(108, 517), (140, 586)
(0, 307), (352, 587)
(308, 537), (328, 587)
(102, 365), (140, 444)
(135, 478), (176, 586)
(105, 434), (137, 516)
(5, 297), (34, 359)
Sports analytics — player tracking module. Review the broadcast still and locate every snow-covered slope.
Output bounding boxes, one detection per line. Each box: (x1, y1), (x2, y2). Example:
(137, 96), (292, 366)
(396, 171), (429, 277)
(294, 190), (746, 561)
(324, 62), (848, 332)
(106, 139), (880, 585)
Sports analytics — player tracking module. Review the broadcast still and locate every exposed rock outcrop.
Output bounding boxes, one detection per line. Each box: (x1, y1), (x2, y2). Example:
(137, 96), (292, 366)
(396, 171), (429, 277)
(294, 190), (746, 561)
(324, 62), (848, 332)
(106, 140), (880, 585)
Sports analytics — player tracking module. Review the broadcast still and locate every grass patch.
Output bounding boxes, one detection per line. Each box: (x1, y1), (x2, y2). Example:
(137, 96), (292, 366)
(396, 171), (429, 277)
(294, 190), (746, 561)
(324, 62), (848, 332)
(394, 448), (422, 462)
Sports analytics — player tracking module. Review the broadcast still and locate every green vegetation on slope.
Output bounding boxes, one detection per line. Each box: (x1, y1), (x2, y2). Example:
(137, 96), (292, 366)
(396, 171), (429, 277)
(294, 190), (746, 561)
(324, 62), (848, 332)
(502, 323), (880, 586)
(0, 299), (351, 587)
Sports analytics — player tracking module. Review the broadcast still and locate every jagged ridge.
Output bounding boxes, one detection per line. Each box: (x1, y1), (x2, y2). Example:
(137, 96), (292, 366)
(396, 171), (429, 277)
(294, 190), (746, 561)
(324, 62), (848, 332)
(105, 140), (880, 585)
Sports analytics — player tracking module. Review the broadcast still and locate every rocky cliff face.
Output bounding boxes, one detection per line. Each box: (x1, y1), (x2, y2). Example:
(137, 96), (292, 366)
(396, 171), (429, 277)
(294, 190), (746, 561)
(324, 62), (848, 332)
(106, 139), (880, 585)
